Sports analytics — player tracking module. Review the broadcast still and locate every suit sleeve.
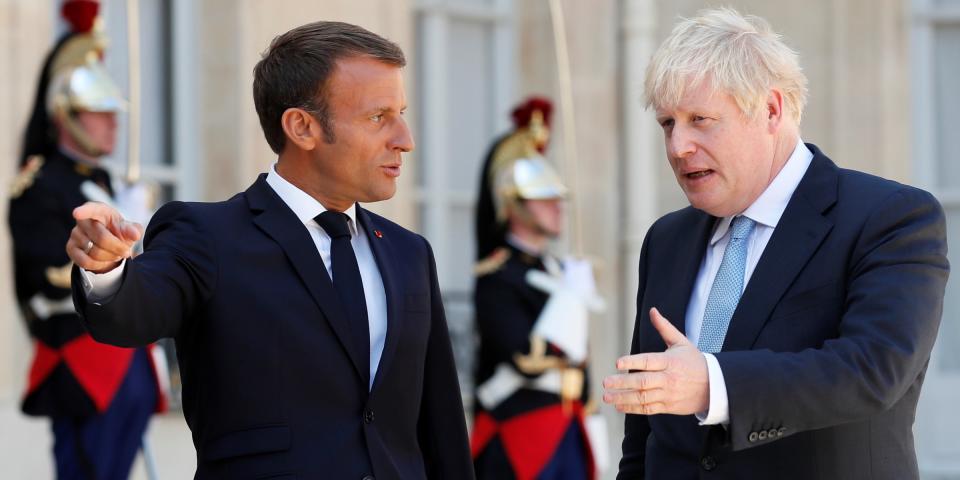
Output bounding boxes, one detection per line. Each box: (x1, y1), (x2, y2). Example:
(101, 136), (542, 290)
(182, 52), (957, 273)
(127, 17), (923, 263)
(72, 201), (218, 347)
(618, 226), (653, 479)
(716, 187), (949, 451)
(417, 238), (475, 479)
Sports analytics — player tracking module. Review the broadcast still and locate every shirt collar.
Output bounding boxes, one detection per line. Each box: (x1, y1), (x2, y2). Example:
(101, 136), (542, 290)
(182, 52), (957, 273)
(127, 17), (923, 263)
(710, 138), (813, 245)
(265, 164), (358, 236)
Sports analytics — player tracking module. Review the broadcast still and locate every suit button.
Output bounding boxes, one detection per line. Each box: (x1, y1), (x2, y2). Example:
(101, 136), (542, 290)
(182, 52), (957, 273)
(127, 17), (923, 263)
(748, 431), (759, 442)
(758, 430), (768, 441)
(361, 476), (375, 480)
(364, 409), (375, 424)
(767, 428), (778, 438)
(700, 456), (717, 471)
(777, 427), (787, 437)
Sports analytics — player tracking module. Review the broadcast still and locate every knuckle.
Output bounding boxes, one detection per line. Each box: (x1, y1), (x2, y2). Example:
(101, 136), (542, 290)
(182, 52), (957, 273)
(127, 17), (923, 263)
(637, 375), (648, 390)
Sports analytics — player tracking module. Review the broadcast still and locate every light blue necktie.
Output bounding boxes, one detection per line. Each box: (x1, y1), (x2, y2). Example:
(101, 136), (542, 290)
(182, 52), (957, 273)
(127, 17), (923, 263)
(698, 216), (756, 353)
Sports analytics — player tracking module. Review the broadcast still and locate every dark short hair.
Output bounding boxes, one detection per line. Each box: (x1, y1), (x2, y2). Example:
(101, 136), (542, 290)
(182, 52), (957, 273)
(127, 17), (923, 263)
(253, 21), (406, 153)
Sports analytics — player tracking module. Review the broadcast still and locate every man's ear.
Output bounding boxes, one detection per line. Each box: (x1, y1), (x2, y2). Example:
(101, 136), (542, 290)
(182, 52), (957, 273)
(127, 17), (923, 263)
(765, 88), (785, 133)
(281, 108), (319, 150)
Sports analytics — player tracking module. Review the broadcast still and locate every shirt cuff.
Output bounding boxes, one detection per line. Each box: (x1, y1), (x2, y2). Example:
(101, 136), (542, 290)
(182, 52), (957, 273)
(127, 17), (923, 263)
(696, 352), (730, 425)
(81, 260), (126, 303)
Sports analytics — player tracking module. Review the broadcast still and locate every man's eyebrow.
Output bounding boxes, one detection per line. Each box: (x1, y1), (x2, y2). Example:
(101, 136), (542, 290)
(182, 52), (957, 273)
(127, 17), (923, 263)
(367, 105), (407, 114)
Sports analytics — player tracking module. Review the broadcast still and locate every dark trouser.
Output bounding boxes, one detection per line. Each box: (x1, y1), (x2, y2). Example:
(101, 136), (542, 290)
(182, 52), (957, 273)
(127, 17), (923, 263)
(51, 349), (156, 480)
(537, 422), (589, 480)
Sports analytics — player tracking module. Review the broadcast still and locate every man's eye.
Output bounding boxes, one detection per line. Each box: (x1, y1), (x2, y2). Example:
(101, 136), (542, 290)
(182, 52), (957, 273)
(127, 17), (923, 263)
(693, 116), (708, 123)
(659, 119), (674, 128)
(371, 114), (384, 123)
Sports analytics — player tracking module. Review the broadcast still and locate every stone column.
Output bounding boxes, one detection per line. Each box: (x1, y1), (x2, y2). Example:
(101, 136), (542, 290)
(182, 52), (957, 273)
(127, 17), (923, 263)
(0, 0), (55, 406)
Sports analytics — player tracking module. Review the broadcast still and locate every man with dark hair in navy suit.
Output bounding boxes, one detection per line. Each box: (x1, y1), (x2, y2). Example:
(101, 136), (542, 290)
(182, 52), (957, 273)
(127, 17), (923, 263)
(66, 21), (473, 479)
(603, 7), (949, 480)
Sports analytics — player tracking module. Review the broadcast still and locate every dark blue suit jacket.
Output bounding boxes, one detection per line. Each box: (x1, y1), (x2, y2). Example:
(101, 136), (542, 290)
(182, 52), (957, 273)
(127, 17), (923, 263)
(618, 145), (949, 479)
(72, 175), (474, 480)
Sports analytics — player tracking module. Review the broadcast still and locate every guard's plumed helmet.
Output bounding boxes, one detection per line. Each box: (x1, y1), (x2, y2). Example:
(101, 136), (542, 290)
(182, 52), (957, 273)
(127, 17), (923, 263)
(492, 155), (568, 224)
(45, 0), (126, 156)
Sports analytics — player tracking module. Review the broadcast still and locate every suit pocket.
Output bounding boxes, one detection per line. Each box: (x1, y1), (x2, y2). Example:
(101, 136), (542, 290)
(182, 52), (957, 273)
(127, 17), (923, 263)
(772, 280), (844, 319)
(203, 424), (291, 462)
(404, 293), (430, 313)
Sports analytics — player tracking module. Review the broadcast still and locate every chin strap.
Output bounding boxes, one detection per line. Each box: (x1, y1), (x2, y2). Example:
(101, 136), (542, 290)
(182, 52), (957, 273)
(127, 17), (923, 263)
(54, 105), (105, 158)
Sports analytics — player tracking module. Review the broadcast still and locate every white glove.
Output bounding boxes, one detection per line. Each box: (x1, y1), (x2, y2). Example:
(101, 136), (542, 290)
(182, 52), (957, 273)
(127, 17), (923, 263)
(526, 257), (605, 363)
(113, 181), (156, 226)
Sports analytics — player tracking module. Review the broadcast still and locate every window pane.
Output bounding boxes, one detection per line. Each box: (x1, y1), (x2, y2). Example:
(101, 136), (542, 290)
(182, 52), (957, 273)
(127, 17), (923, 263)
(446, 204), (478, 292)
(138, 0), (172, 167)
(939, 209), (960, 371)
(447, 19), (494, 193)
(934, 25), (960, 189)
(444, 297), (476, 398)
(450, 0), (494, 6)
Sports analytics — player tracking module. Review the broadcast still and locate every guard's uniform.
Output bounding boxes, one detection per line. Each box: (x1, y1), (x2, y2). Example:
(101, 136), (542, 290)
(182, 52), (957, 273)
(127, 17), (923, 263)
(471, 243), (595, 480)
(10, 1), (163, 478)
(471, 98), (598, 479)
(9, 151), (164, 479)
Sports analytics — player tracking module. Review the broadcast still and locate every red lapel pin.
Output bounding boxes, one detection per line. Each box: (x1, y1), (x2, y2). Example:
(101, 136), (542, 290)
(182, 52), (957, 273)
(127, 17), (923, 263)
(374, 230), (383, 238)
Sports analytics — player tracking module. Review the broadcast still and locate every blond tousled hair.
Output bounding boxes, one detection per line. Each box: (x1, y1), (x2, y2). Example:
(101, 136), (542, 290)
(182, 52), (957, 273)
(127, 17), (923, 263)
(644, 7), (808, 124)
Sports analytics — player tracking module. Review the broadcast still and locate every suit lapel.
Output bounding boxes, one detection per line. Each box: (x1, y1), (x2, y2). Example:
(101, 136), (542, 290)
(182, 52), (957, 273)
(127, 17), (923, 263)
(722, 146), (838, 351)
(356, 207), (402, 392)
(657, 210), (716, 337)
(245, 175), (367, 379)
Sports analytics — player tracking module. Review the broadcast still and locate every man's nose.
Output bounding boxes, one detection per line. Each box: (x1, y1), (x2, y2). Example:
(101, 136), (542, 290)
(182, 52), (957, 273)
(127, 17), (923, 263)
(667, 125), (696, 159)
(390, 117), (415, 153)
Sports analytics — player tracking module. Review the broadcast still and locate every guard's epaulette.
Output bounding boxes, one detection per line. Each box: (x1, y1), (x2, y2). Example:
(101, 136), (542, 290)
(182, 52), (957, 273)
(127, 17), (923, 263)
(46, 263), (73, 289)
(9, 155), (45, 199)
(474, 247), (511, 276)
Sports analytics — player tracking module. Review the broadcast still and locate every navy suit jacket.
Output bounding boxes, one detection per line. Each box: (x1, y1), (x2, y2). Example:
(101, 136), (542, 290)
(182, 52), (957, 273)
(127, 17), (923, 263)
(72, 175), (474, 480)
(618, 145), (949, 479)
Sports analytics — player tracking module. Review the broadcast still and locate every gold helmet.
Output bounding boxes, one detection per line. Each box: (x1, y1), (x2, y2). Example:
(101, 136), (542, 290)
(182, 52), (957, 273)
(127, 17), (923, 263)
(492, 155), (568, 224)
(45, 0), (126, 156)
(476, 97), (555, 259)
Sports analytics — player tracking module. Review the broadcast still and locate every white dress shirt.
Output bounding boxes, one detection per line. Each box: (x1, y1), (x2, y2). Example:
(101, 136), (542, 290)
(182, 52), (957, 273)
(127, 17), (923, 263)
(687, 139), (813, 425)
(83, 165), (389, 390)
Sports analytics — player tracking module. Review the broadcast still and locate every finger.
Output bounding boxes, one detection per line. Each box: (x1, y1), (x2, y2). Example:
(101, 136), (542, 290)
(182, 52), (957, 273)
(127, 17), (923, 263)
(603, 387), (666, 407)
(617, 402), (666, 415)
(603, 372), (667, 391)
(67, 227), (117, 262)
(115, 220), (144, 244)
(650, 307), (690, 347)
(67, 242), (123, 273)
(85, 244), (126, 263)
(76, 219), (133, 258)
(73, 201), (122, 224)
(617, 352), (669, 372)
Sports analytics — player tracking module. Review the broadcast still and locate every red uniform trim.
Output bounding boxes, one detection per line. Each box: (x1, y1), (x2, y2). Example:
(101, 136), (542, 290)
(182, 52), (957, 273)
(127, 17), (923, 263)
(61, 335), (134, 413)
(471, 411), (499, 458)
(472, 402), (595, 480)
(25, 340), (62, 396)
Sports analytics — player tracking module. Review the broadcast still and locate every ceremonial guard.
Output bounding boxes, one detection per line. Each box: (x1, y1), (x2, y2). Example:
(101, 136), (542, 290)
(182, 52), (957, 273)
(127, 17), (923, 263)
(8, 1), (165, 478)
(474, 97), (553, 261)
(471, 99), (602, 479)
